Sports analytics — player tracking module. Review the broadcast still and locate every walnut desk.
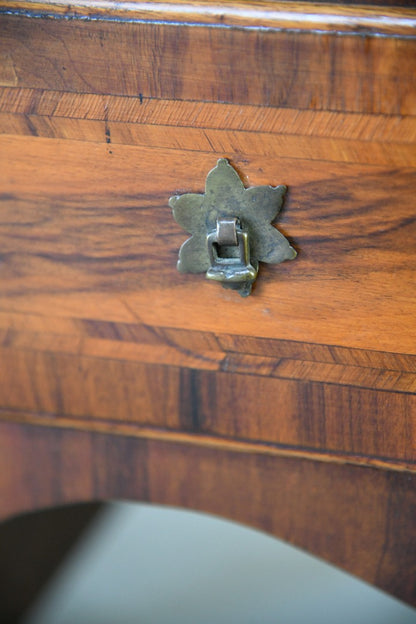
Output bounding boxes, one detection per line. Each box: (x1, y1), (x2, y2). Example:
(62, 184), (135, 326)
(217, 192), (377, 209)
(0, 0), (415, 607)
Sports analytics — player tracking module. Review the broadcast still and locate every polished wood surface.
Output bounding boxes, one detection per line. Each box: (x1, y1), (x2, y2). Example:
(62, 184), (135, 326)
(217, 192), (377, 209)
(1, 420), (415, 606)
(1, 13), (416, 114)
(0, 136), (415, 355)
(0, 0), (415, 607)
(2, 1), (416, 35)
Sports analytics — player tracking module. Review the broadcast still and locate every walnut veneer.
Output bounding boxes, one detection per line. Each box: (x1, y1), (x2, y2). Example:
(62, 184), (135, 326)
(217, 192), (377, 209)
(0, 0), (415, 607)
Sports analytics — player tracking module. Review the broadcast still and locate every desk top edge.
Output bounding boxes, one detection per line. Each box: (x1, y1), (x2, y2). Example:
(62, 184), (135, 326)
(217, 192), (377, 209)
(1, 0), (416, 36)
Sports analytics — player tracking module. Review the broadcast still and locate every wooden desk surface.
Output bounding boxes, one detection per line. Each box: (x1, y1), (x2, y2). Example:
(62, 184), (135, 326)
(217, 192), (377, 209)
(0, 0), (415, 606)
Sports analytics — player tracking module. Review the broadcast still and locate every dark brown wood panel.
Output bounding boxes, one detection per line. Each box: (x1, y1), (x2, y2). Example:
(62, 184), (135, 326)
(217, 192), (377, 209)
(1, 14), (416, 114)
(1, 344), (415, 464)
(0, 420), (415, 605)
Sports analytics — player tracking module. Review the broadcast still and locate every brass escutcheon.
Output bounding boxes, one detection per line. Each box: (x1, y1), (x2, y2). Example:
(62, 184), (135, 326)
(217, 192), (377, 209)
(170, 159), (296, 296)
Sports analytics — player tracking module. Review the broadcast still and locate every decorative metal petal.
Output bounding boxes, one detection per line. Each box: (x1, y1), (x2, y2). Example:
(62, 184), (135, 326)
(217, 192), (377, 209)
(251, 226), (297, 264)
(177, 233), (210, 273)
(243, 185), (286, 223)
(169, 193), (204, 234)
(204, 159), (245, 217)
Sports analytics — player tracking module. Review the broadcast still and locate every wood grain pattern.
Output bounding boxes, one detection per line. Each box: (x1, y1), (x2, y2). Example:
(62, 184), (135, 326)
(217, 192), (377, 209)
(2, 407), (414, 474)
(2, 92), (416, 167)
(0, 286), (415, 467)
(2, 88), (416, 144)
(1, 14), (416, 114)
(1, 135), (415, 356)
(0, 420), (415, 605)
(0, 3), (415, 607)
(1, 343), (415, 465)
(3, 322), (416, 392)
(1, 310), (416, 372)
(2, 1), (416, 35)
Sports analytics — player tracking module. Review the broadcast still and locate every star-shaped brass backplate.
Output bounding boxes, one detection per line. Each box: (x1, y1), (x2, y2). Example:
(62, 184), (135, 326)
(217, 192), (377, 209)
(170, 159), (296, 296)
